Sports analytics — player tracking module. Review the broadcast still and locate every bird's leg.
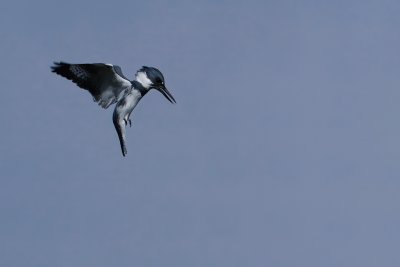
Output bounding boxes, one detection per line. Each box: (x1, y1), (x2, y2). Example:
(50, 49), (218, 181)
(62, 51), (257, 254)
(123, 117), (132, 127)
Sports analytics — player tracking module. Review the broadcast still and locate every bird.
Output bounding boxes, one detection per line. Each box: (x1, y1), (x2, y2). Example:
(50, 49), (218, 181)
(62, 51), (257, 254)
(51, 61), (176, 156)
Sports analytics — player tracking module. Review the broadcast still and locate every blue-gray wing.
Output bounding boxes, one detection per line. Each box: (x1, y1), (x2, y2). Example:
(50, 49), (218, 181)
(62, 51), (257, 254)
(51, 62), (132, 108)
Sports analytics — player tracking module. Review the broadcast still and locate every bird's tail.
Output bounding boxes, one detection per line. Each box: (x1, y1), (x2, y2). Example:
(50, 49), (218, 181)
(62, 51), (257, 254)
(113, 112), (128, 157)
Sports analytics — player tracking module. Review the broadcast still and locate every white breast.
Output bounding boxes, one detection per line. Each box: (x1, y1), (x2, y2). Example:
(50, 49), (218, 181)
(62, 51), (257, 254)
(117, 90), (142, 114)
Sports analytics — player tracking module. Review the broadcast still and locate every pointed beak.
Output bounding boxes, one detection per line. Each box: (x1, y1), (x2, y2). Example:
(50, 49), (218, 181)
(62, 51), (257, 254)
(156, 85), (176, 104)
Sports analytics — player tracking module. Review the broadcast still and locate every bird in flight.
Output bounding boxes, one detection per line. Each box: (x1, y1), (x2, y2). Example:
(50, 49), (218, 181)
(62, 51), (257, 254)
(51, 62), (176, 156)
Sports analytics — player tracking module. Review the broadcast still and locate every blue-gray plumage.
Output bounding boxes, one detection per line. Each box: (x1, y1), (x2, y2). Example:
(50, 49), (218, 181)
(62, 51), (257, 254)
(51, 62), (176, 156)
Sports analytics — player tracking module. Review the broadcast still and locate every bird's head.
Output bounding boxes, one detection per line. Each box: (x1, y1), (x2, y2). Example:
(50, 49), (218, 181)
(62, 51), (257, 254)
(135, 66), (176, 103)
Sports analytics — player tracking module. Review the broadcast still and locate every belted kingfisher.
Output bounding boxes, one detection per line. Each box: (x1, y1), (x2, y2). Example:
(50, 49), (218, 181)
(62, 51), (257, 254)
(51, 62), (176, 156)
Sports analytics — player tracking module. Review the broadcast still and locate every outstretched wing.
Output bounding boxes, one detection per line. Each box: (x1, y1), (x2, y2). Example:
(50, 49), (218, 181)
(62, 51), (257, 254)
(51, 62), (132, 108)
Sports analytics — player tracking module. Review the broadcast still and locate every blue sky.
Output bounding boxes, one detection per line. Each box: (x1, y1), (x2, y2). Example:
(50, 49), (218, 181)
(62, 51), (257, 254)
(1, 1), (400, 266)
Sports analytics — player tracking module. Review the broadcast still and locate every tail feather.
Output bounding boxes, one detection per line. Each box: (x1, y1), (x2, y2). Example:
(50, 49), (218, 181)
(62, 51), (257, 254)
(113, 113), (127, 157)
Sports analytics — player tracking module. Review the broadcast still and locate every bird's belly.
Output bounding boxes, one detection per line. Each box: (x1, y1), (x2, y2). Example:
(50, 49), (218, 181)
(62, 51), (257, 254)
(116, 91), (142, 117)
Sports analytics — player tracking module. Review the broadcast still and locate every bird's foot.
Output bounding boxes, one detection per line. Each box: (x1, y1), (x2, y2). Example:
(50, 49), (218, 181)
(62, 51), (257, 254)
(123, 118), (132, 127)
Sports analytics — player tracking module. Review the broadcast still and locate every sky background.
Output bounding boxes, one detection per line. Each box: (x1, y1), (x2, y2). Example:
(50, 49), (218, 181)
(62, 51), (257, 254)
(0, 0), (400, 266)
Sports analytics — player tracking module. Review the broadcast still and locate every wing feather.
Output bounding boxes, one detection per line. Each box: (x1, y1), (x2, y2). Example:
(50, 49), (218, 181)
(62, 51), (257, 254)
(51, 62), (132, 108)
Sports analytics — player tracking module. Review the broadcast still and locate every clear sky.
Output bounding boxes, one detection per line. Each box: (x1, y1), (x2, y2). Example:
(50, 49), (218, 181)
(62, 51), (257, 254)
(1, 0), (400, 266)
